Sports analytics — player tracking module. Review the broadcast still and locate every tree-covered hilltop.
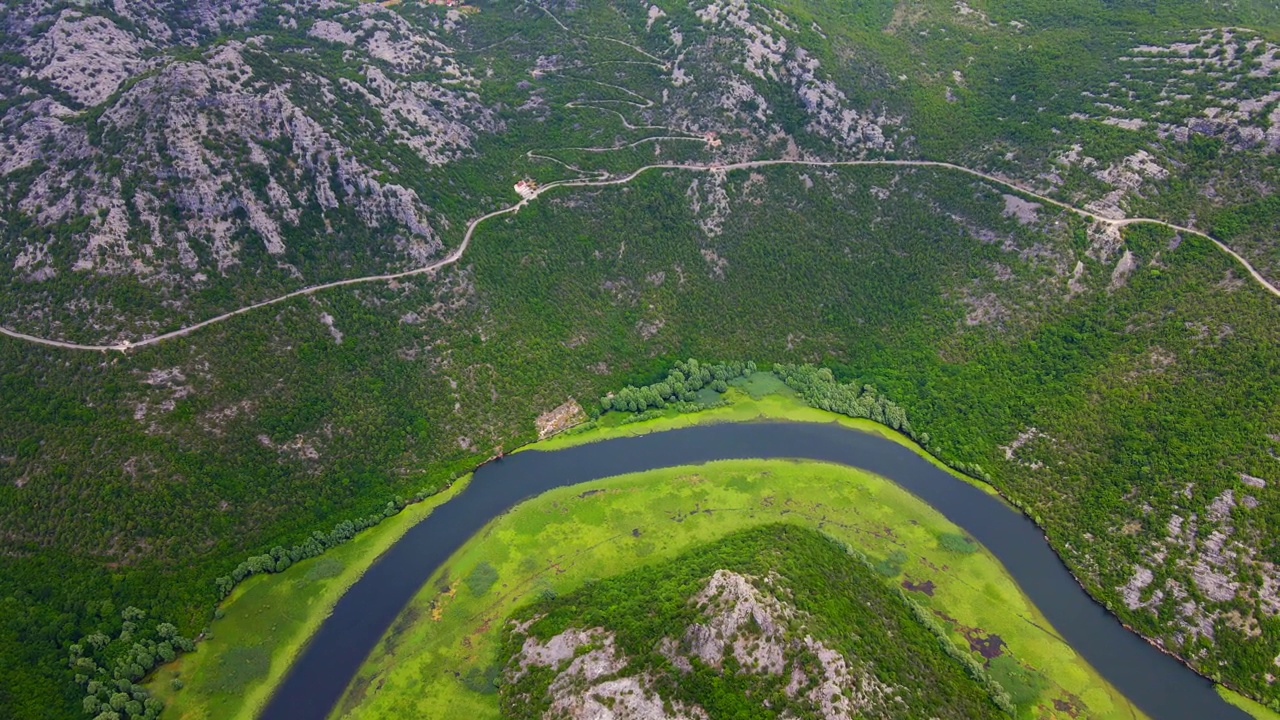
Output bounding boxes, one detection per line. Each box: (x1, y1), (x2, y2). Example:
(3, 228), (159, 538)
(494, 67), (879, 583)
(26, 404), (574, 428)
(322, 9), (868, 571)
(500, 524), (1010, 720)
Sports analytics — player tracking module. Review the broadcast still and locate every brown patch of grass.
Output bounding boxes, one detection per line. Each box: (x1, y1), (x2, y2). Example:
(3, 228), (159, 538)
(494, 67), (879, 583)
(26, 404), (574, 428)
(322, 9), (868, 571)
(431, 587), (457, 621)
(902, 578), (936, 596)
(934, 609), (1007, 659)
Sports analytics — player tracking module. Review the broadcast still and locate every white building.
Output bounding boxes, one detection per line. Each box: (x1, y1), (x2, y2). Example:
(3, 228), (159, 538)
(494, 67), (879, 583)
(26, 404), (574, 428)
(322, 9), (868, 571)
(514, 179), (538, 200)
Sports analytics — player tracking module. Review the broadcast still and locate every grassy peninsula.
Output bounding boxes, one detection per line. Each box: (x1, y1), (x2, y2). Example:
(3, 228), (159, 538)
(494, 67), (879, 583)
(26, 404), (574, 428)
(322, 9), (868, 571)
(334, 455), (1139, 720)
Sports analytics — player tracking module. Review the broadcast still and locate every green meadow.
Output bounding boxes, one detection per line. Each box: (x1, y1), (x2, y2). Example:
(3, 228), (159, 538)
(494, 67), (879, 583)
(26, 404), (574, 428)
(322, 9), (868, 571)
(1222, 687), (1280, 720)
(334, 458), (1142, 720)
(145, 477), (472, 720)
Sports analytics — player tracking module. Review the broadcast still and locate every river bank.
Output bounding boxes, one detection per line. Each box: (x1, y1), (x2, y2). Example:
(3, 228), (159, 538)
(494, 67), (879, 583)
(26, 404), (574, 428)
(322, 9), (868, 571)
(146, 478), (473, 720)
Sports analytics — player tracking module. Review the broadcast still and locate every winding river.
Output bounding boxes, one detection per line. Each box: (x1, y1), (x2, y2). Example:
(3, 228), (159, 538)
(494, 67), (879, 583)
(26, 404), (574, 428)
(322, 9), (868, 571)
(260, 421), (1246, 720)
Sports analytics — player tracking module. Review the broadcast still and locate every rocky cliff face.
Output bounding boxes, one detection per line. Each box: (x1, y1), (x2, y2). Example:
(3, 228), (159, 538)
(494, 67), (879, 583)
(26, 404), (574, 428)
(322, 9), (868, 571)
(1, 0), (498, 341)
(505, 570), (903, 720)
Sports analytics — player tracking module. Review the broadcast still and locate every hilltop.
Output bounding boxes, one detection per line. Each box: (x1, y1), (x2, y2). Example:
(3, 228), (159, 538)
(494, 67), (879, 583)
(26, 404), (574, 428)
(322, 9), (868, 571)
(500, 524), (1009, 720)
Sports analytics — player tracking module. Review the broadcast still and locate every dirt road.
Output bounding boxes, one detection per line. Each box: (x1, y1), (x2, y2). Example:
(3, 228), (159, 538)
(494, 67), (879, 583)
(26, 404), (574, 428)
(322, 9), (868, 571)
(3, 158), (1274, 352)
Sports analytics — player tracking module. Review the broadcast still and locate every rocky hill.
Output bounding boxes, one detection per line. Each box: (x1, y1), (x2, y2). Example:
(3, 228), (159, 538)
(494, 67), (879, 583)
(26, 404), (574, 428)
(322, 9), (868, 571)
(507, 571), (905, 720)
(1, 0), (498, 342)
(5, 0), (1277, 342)
(500, 525), (1008, 720)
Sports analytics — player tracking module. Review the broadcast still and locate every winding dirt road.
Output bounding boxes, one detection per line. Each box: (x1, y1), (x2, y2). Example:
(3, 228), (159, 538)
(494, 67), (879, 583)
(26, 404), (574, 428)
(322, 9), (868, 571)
(2, 158), (1275, 353)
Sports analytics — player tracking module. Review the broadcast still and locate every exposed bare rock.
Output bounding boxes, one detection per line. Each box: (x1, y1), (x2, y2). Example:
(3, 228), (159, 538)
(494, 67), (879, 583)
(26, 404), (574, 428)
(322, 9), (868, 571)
(785, 46), (901, 154)
(686, 175), (731, 238)
(1086, 222), (1124, 263)
(665, 0), (903, 155)
(1000, 427), (1047, 466)
(511, 626), (610, 680)
(508, 570), (903, 720)
(1206, 489), (1236, 523)
(551, 673), (709, 720)
(1085, 151), (1168, 219)
(696, 0), (788, 81)
(657, 636), (693, 673)
(1241, 473), (1268, 489)
(1001, 194), (1040, 225)
(319, 313), (343, 344)
(646, 4), (667, 31)
(1, 1), (499, 340)
(1067, 260), (1087, 296)
(675, 571), (900, 717)
(699, 248), (729, 279)
(507, 627), (710, 720)
(1103, 29), (1280, 152)
(535, 399), (586, 439)
(25, 11), (150, 107)
(132, 366), (194, 423)
(1119, 565), (1156, 610)
(343, 63), (490, 166)
(1109, 250), (1137, 290)
(259, 432), (323, 462)
(789, 634), (900, 718)
(636, 316), (666, 339)
(684, 569), (792, 674)
(309, 19), (359, 46)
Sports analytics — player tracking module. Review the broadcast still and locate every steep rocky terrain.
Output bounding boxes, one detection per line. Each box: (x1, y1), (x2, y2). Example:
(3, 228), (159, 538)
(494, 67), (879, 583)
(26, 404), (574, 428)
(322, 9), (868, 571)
(1, 0), (497, 341)
(507, 571), (904, 720)
(6, 0), (1277, 342)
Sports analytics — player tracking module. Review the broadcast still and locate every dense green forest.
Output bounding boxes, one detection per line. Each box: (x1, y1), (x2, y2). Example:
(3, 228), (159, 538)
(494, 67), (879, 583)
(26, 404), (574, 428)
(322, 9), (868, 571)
(2, 0), (1280, 717)
(499, 524), (1009, 719)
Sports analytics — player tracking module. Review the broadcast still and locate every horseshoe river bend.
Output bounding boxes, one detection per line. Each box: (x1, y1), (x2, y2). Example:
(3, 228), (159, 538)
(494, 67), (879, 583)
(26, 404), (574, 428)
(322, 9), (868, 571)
(258, 420), (1246, 720)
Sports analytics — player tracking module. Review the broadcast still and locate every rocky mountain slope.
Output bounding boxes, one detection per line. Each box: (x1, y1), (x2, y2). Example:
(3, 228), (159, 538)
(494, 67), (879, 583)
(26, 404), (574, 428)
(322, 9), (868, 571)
(2, 0), (497, 342)
(5, 0), (1277, 342)
(507, 571), (905, 720)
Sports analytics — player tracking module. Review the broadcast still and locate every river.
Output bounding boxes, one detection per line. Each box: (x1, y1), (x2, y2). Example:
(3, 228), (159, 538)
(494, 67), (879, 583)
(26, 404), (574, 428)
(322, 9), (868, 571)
(260, 421), (1246, 720)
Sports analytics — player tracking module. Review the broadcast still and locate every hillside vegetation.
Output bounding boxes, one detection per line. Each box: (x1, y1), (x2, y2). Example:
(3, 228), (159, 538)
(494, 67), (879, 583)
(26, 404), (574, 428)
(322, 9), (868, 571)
(3, 0), (1280, 340)
(500, 524), (1009, 720)
(2, 0), (1280, 717)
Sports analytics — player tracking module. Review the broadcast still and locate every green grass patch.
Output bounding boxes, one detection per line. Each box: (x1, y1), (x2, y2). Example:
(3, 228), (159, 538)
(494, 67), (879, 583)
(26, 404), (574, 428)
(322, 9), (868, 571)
(1219, 685), (1280, 720)
(145, 476), (473, 720)
(335, 459), (1143, 720)
(731, 370), (796, 400)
